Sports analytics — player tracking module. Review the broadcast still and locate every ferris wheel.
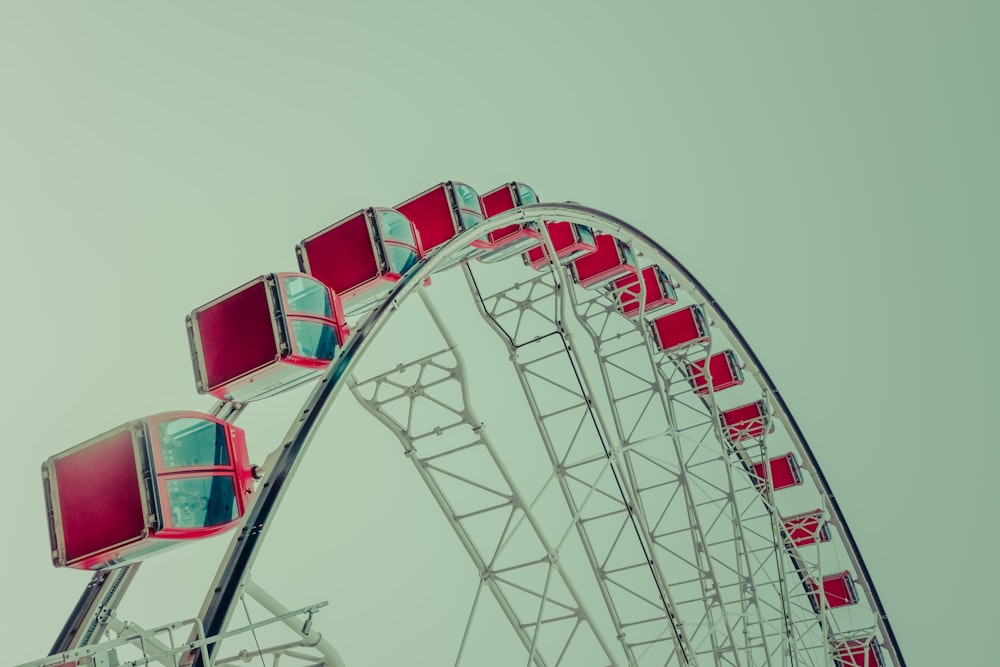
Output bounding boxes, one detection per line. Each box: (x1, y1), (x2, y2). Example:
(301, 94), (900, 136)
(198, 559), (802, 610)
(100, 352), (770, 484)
(27, 182), (905, 667)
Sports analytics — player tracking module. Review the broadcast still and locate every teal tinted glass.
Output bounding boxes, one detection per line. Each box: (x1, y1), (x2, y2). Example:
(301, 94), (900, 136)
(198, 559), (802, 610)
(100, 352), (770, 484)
(159, 418), (230, 469)
(515, 183), (538, 205)
(283, 276), (333, 317)
(619, 240), (637, 266)
(379, 210), (416, 245)
(386, 244), (419, 274)
(459, 210), (484, 232)
(167, 476), (238, 528)
(575, 224), (595, 246)
(451, 182), (481, 213)
(290, 320), (339, 360)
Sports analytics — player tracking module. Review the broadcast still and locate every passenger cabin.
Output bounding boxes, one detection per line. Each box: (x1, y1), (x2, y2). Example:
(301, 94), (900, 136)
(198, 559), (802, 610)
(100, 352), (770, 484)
(42, 412), (253, 570)
(804, 571), (860, 613)
(782, 509), (832, 547)
(188, 273), (348, 403)
(569, 233), (638, 289)
(751, 452), (803, 492)
(476, 182), (542, 262)
(395, 181), (485, 263)
(523, 221), (598, 270)
(651, 305), (710, 354)
(615, 265), (678, 318)
(719, 400), (773, 443)
(685, 349), (744, 395)
(832, 638), (886, 667)
(297, 208), (423, 315)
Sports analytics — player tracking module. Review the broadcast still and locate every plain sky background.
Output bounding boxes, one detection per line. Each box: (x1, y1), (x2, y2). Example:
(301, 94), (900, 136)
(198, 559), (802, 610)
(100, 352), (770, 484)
(2, 2), (997, 664)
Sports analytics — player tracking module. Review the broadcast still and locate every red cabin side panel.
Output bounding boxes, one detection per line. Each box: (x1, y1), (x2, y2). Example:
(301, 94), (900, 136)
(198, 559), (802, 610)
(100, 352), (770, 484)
(686, 350), (743, 395)
(396, 185), (457, 252)
(805, 571), (859, 611)
(751, 453), (803, 491)
(571, 233), (635, 289)
(53, 430), (146, 565)
(651, 306), (709, 353)
(480, 185), (517, 216)
(524, 221), (597, 269)
(480, 185), (524, 242)
(194, 280), (278, 391)
(300, 213), (381, 296)
(616, 265), (677, 318)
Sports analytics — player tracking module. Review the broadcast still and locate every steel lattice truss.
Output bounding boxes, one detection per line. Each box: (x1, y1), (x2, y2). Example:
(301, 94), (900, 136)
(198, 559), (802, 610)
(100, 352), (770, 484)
(29, 203), (904, 667)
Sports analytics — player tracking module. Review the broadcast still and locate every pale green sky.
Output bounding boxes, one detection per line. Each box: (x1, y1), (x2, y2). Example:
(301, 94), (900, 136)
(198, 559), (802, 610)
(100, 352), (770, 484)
(2, 2), (997, 664)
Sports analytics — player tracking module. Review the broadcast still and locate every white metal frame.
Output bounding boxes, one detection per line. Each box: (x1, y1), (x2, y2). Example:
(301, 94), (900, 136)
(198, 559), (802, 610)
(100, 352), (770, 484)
(36, 201), (905, 667)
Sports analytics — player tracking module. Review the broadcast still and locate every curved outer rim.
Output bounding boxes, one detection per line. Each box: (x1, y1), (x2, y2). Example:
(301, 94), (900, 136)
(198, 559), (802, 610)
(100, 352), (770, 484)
(160, 203), (905, 667)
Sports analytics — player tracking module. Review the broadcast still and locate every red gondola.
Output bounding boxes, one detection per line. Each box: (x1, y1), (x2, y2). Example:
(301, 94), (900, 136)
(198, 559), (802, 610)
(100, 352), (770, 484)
(569, 233), (638, 289)
(475, 182), (542, 262)
(297, 208), (424, 315)
(751, 452), (804, 492)
(395, 181), (485, 263)
(805, 571), (860, 612)
(42, 412), (254, 570)
(651, 305), (710, 354)
(684, 349), (744, 395)
(615, 265), (678, 318)
(188, 273), (349, 402)
(522, 220), (598, 270)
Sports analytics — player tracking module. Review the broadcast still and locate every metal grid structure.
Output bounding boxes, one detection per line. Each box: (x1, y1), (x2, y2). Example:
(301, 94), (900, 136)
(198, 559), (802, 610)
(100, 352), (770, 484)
(26, 201), (904, 667)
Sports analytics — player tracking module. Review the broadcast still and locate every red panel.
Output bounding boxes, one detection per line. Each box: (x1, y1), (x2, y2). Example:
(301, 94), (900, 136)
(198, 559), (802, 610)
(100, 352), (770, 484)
(782, 509), (831, 547)
(719, 400), (771, 442)
(480, 184), (518, 217)
(192, 278), (278, 392)
(53, 429), (145, 565)
(571, 233), (637, 289)
(396, 184), (459, 252)
(616, 265), (677, 318)
(651, 305), (709, 353)
(805, 571), (859, 611)
(751, 452), (802, 491)
(524, 221), (597, 269)
(299, 212), (381, 295)
(833, 639), (885, 667)
(686, 350), (743, 395)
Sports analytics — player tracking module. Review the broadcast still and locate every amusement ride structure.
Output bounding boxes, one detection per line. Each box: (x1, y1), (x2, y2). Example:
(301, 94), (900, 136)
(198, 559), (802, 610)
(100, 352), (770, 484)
(23, 182), (904, 667)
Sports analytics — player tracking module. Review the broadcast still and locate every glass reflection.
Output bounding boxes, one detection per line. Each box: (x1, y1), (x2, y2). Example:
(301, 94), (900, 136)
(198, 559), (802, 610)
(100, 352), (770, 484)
(167, 476), (238, 528)
(283, 276), (333, 317)
(159, 418), (230, 469)
(290, 320), (339, 360)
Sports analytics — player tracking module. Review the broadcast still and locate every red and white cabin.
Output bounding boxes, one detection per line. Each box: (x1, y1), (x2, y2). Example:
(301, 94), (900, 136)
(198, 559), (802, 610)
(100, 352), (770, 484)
(395, 181), (484, 261)
(476, 182), (542, 262)
(719, 400), (773, 443)
(651, 305), (710, 354)
(804, 571), (860, 612)
(569, 233), (638, 289)
(42, 412), (254, 570)
(523, 221), (598, 270)
(751, 452), (803, 492)
(832, 638), (886, 667)
(615, 265), (678, 318)
(685, 349), (744, 395)
(782, 509), (832, 547)
(188, 273), (349, 403)
(297, 208), (423, 314)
